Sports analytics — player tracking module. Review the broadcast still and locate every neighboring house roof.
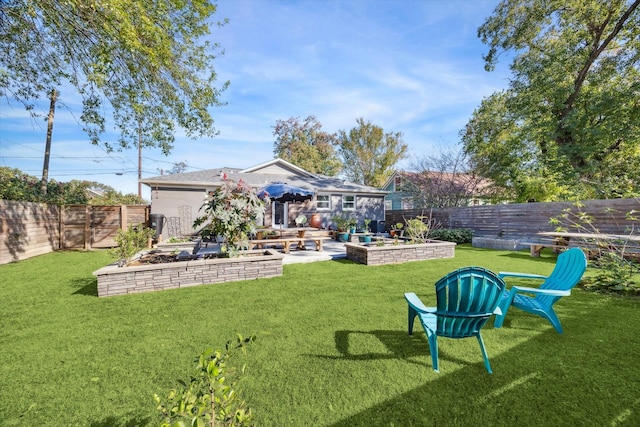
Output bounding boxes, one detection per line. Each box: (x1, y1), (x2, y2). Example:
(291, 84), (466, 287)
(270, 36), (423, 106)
(383, 170), (494, 197)
(140, 158), (387, 196)
(85, 188), (105, 199)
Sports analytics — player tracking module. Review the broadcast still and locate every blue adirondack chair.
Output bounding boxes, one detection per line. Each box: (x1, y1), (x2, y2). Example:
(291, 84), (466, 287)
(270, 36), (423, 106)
(405, 267), (506, 374)
(494, 247), (587, 334)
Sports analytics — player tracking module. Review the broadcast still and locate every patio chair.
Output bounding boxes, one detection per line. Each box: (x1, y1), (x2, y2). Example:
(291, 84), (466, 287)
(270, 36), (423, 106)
(494, 247), (587, 334)
(405, 267), (506, 374)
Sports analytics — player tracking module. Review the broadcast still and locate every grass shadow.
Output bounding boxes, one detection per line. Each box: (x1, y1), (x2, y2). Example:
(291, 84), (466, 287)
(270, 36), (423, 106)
(308, 329), (494, 370)
(497, 251), (559, 263)
(89, 415), (151, 427)
(335, 329), (425, 360)
(332, 258), (357, 265)
(326, 295), (640, 426)
(71, 276), (99, 297)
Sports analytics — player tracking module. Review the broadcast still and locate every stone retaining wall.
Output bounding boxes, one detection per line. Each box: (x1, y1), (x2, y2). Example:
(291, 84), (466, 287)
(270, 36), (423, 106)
(93, 249), (283, 297)
(345, 240), (456, 266)
(472, 237), (530, 251)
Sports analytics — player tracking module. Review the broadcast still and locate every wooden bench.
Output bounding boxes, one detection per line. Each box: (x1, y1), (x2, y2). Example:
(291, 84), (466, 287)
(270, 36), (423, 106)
(248, 236), (332, 253)
(520, 241), (568, 257)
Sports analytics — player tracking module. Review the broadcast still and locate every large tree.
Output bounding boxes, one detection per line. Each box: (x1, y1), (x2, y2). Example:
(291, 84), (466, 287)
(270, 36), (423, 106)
(0, 0), (228, 153)
(272, 116), (341, 176)
(338, 118), (407, 187)
(463, 0), (640, 201)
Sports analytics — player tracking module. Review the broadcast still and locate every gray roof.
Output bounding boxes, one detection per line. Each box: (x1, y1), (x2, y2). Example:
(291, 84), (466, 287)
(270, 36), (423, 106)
(139, 159), (386, 195)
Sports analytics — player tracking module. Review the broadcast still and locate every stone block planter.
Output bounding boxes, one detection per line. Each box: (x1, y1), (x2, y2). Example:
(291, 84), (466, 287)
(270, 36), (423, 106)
(93, 249), (283, 297)
(345, 240), (456, 266)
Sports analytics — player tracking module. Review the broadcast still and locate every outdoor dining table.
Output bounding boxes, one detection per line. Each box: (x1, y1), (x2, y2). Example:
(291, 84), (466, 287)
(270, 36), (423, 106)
(537, 231), (640, 257)
(538, 231), (640, 243)
(254, 227), (321, 250)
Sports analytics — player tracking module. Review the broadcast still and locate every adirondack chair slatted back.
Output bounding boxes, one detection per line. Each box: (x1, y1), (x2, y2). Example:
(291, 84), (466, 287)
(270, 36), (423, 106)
(435, 268), (505, 339)
(537, 248), (587, 307)
(494, 246), (588, 334)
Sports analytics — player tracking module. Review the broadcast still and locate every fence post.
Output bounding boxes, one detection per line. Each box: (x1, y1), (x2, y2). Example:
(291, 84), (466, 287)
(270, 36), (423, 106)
(120, 205), (127, 230)
(84, 205), (92, 250)
(59, 205), (65, 249)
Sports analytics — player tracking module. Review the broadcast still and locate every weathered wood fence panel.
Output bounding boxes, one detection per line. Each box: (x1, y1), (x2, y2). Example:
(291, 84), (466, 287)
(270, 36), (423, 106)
(1, 200), (150, 265)
(386, 198), (640, 238)
(0, 200), (61, 265)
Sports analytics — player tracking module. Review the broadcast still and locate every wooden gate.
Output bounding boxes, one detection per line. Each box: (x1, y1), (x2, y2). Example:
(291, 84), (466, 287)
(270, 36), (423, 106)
(60, 205), (150, 249)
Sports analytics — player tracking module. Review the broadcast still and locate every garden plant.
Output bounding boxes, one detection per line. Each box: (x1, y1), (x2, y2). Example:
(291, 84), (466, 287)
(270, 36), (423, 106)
(193, 178), (266, 257)
(109, 223), (156, 266)
(550, 202), (640, 294)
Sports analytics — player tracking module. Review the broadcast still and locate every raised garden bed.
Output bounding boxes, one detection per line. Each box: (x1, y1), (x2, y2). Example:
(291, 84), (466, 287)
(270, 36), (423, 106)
(93, 249), (283, 297)
(345, 239), (456, 266)
(156, 237), (202, 253)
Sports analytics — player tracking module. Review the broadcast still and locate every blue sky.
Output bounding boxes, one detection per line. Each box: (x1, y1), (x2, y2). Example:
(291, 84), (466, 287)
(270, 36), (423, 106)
(0, 0), (509, 198)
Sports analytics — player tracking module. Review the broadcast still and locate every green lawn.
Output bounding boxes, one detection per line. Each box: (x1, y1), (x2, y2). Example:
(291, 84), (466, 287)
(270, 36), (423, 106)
(1, 245), (639, 426)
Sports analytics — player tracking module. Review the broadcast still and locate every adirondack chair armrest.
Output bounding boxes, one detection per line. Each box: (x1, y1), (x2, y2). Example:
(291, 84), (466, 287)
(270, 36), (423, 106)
(404, 292), (436, 314)
(499, 271), (548, 280)
(512, 286), (571, 297)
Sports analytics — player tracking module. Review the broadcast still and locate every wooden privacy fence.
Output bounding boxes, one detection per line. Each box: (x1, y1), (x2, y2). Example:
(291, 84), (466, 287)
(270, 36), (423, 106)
(0, 200), (150, 265)
(385, 198), (640, 238)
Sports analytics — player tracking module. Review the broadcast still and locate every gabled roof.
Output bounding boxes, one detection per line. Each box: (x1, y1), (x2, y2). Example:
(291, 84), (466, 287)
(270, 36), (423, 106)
(139, 158), (387, 195)
(383, 170), (493, 196)
(240, 158), (317, 178)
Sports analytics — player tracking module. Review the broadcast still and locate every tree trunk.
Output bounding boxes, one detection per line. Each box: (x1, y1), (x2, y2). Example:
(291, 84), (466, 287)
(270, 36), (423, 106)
(41, 89), (57, 195)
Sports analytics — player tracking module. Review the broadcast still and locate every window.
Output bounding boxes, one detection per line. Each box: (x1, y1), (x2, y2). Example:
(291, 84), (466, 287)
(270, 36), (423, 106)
(385, 200), (392, 210)
(394, 176), (403, 192)
(401, 197), (414, 210)
(317, 194), (330, 210)
(342, 195), (355, 210)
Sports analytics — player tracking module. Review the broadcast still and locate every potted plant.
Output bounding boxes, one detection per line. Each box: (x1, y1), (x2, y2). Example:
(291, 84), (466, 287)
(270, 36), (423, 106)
(348, 218), (357, 234)
(390, 222), (404, 237)
(358, 218), (372, 243)
(332, 214), (351, 242)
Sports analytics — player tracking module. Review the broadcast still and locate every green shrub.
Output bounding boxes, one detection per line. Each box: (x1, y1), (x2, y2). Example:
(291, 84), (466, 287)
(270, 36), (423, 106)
(109, 223), (155, 264)
(155, 334), (256, 427)
(582, 252), (640, 295)
(405, 217), (430, 243)
(429, 228), (474, 244)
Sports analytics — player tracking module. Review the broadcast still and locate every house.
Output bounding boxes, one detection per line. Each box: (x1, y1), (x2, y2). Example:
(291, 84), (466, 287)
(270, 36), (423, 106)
(140, 158), (387, 238)
(382, 171), (494, 210)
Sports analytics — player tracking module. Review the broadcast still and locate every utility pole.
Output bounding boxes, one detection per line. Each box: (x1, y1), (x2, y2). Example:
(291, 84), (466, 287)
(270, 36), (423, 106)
(41, 89), (57, 195)
(138, 121), (142, 199)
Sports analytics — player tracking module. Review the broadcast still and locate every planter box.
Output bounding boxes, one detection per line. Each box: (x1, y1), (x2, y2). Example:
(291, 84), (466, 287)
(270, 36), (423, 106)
(156, 238), (202, 253)
(93, 249), (283, 297)
(345, 240), (456, 266)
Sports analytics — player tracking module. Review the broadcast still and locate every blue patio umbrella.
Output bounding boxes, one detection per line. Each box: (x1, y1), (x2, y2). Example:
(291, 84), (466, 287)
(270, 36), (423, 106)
(258, 182), (314, 203)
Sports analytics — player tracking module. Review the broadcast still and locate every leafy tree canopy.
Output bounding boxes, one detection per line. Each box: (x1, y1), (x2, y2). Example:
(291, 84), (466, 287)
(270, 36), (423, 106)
(0, 0), (228, 155)
(0, 166), (146, 205)
(463, 0), (640, 201)
(338, 118), (408, 187)
(272, 116), (342, 176)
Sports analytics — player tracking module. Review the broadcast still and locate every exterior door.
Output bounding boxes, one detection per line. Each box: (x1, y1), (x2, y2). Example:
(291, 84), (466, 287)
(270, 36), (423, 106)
(272, 201), (288, 228)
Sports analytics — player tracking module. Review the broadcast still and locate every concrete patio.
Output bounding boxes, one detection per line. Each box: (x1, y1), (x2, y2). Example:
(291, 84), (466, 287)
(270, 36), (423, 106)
(198, 238), (348, 264)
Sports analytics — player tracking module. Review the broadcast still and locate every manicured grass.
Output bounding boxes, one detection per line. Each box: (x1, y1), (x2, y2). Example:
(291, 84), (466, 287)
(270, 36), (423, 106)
(1, 246), (639, 426)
